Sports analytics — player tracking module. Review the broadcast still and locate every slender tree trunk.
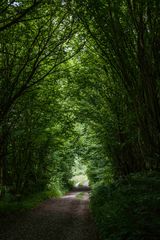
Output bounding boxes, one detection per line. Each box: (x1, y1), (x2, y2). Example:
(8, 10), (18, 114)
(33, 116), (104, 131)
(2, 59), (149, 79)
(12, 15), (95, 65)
(0, 145), (7, 197)
(0, 122), (8, 197)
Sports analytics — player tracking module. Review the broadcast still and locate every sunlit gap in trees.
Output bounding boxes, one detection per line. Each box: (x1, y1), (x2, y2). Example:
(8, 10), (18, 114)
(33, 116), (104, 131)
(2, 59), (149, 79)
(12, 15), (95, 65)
(71, 157), (89, 188)
(9, 1), (22, 7)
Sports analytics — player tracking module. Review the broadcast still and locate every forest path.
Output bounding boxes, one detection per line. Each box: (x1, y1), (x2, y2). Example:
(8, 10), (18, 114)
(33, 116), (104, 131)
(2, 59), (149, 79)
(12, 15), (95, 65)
(0, 189), (100, 240)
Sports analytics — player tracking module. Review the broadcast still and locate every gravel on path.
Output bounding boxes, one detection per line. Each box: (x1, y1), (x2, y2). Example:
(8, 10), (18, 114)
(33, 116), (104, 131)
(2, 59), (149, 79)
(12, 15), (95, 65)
(0, 190), (101, 240)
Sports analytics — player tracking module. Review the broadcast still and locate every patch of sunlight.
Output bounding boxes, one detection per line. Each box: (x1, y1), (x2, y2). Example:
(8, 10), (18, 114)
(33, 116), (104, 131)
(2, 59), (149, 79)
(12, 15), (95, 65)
(71, 156), (89, 187)
(62, 192), (89, 201)
(62, 193), (77, 199)
(71, 174), (89, 187)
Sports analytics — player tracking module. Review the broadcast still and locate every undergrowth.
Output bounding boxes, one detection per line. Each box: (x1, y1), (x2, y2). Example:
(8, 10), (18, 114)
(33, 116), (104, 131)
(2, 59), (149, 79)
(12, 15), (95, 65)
(0, 188), (65, 213)
(90, 171), (160, 240)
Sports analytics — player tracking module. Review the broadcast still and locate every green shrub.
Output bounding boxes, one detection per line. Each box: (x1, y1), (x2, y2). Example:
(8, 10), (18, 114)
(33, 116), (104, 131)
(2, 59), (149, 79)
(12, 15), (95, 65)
(0, 183), (65, 213)
(90, 171), (160, 240)
(0, 190), (61, 212)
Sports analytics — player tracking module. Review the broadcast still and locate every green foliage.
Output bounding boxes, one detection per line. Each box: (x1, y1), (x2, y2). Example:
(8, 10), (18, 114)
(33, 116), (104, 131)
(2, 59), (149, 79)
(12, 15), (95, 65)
(2, 74), (77, 196)
(0, 7), (160, 240)
(71, 0), (160, 175)
(0, 189), (63, 213)
(0, 0), (81, 198)
(90, 172), (160, 240)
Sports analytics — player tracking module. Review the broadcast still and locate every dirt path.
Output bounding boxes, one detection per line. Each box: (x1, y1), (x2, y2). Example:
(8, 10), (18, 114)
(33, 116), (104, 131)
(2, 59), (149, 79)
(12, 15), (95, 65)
(0, 190), (101, 240)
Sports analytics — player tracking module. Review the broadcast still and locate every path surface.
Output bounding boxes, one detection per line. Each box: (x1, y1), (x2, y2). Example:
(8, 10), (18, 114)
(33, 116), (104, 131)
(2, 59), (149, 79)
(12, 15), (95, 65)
(0, 189), (101, 240)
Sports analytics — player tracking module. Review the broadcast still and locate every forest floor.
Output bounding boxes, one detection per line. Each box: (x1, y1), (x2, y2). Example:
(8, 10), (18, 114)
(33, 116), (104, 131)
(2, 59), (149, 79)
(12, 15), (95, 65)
(0, 188), (101, 240)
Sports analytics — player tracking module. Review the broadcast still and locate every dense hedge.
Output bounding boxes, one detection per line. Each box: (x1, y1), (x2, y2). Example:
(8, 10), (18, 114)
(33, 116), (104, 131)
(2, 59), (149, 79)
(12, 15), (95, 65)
(90, 172), (160, 240)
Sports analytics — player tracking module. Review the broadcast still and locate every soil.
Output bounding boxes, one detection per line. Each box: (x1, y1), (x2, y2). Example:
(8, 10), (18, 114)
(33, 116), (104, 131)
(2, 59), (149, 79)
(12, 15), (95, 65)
(0, 189), (101, 240)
